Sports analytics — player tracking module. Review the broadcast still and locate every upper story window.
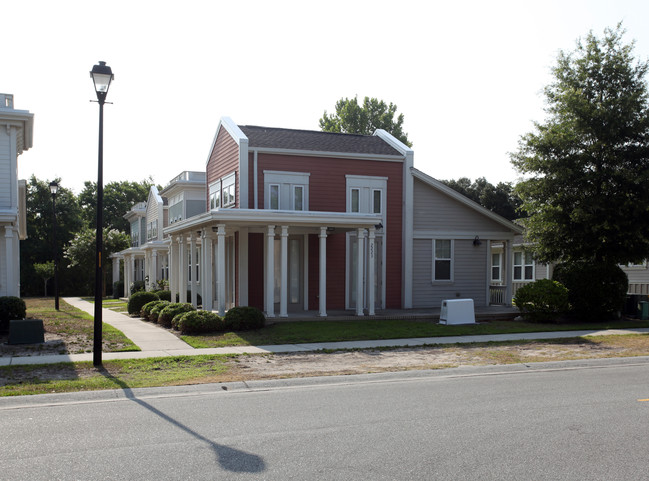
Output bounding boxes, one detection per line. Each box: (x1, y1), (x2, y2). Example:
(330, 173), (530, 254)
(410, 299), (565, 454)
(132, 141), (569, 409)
(264, 171), (309, 210)
(130, 220), (140, 247)
(513, 251), (534, 281)
(346, 175), (387, 216)
(208, 172), (236, 209)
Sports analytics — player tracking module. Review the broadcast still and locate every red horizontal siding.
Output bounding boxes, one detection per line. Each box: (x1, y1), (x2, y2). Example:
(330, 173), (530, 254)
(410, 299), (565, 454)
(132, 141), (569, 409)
(206, 126), (240, 208)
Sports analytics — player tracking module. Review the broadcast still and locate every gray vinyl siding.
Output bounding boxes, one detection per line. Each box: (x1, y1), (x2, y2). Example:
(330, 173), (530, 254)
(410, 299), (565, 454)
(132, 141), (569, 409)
(0, 131), (11, 209)
(412, 238), (488, 308)
(146, 200), (159, 241)
(413, 178), (507, 232)
(186, 200), (205, 219)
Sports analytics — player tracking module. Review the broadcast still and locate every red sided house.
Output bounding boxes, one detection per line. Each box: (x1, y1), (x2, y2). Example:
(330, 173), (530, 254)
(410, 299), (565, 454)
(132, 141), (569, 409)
(163, 117), (522, 317)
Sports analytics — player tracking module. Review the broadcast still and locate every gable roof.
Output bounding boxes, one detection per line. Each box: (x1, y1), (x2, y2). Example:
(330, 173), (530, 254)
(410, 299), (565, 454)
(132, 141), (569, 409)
(238, 125), (403, 157)
(411, 167), (524, 234)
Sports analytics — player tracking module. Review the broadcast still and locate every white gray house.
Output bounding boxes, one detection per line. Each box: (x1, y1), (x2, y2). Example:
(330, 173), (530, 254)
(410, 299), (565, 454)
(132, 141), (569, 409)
(0, 94), (33, 297)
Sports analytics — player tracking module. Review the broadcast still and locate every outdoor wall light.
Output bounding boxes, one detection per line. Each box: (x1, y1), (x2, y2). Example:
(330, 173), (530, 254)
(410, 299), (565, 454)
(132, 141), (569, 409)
(473, 235), (482, 247)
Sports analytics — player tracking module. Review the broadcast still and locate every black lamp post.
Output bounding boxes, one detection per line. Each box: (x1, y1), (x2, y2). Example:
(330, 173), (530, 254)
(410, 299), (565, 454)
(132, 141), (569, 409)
(90, 61), (114, 366)
(49, 181), (59, 311)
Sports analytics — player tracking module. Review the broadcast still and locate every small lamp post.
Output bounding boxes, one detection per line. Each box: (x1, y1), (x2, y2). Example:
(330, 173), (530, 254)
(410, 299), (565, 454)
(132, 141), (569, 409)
(90, 61), (114, 366)
(49, 181), (59, 311)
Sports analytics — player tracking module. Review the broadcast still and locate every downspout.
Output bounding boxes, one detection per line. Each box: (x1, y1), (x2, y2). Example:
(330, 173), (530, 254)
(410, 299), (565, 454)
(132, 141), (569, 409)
(253, 149), (259, 209)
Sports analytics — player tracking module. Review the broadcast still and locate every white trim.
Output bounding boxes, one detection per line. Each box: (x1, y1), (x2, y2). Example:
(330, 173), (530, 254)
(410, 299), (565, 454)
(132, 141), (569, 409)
(432, 239), (454, 283)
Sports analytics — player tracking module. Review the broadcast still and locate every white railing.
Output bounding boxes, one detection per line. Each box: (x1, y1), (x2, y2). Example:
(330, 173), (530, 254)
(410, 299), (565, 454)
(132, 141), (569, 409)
(489, 285), (507, 305)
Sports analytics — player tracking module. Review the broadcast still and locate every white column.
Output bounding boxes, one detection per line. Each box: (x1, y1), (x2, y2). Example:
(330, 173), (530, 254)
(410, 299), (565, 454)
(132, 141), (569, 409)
(112, 257), (120, 295)
(239, 228), (249, 306)
(217, 224), (227, 316)
(151, 251), (158, 288)
(203, 230), (214, 311)
(280, 226), (289, 317)
(319, 227), (327, 317)
(505, 240), (513, 306)
(190, 233), (197, 307)
(124, 255), (130, 298)
(485, 240), (492, 306)
(170, 237), (179, 302)
(356, 228), (365, 316)
(368, 227), (376, 316)
(179, 235), (187, 303)
(265, 225), (275, 318)
(5, 226), (15, 296)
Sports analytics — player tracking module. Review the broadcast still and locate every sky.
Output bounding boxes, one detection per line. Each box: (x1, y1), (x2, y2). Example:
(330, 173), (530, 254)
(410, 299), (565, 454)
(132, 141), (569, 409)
(3, 0), (649, 194)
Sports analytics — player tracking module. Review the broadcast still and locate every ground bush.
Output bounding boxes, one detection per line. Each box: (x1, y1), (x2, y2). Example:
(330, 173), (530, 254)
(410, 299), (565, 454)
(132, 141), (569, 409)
(140, 300), (164, 320)
(513, 279), (569, 322)
(175, 291), (202, 305)
(224, 306), (266, 330)
(553, 261), (628, 321)
(149, 301), (171, 322)
(0, 296), (27, 332)
(130, 280), (146, 294)
(127, 291), (159, 315)
(177, 310), (225, 334)
(154, 290), (171, 301)
(113, 281), (124, 299)
(159, 303), (195, 328)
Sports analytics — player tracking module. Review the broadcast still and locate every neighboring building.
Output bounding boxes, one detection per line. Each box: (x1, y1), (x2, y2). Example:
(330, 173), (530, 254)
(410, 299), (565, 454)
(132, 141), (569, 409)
(112, 172), (205, 297)
(0, 94), (33, 297)
(162, 117), (523, 317)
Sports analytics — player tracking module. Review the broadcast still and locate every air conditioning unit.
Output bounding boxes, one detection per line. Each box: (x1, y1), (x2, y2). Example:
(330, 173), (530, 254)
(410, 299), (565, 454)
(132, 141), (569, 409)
(440, 299), (475, 325)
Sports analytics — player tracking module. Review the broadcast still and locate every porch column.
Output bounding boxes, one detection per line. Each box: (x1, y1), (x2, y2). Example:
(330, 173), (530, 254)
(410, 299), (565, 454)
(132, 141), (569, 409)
(170, 237), (179, 302)
(179, 235), (187, 303)
(123, 255), (130, 298)
(319, 227), (327, 317)
(5, 227), (15, 296)
(151, 251), (158, 288)
(368, 227), (376, 316)
(112, 257), (120, 295)
(217, 224), (226, 316)
(356, 228), (365, 316)
(505, 240), (513, 306)
(280, 225), (289, 318)
(202, 230), (214, 311)
(485, 239), (492, 306)
(190, 233), (198, 307)
(265, 225), (275, 318)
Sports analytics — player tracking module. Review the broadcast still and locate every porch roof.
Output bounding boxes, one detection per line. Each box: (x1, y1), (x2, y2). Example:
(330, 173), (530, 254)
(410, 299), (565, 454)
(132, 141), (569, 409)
(163, 208), (383, 235)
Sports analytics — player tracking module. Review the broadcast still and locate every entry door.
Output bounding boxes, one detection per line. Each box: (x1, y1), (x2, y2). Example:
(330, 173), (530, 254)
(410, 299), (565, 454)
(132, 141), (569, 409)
(347, 234), (383, 311)
(274, 236), (303, 310)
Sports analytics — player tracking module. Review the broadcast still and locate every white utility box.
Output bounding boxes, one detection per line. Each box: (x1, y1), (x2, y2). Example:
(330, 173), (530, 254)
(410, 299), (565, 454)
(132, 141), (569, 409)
(439, 299), (475, 325)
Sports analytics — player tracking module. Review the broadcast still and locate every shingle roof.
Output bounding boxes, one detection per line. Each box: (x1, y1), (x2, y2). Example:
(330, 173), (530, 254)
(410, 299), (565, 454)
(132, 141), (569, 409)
(238, 125), (403, 157)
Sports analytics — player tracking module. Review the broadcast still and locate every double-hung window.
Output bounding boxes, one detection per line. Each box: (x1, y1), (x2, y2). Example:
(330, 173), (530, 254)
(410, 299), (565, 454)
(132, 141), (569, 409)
(222, 174), (236, 208)
(209, 180), (221, 210)
(433, 239), (453, 281)
(513, 251), (534, 281)
(269, 184), (280, 210)
(491, 253), (502, 282)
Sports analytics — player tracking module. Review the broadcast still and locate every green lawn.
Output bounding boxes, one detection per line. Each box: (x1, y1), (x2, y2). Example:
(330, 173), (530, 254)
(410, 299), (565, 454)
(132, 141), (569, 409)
(181, 317), (649, 348)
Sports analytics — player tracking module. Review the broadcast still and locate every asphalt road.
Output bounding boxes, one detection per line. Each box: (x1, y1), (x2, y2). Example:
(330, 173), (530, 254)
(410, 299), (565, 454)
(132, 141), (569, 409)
(2, 358), (649, 480)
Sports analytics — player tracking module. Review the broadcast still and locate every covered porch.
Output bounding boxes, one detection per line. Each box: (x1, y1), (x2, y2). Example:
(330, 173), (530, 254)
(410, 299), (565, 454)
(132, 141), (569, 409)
(164, 209), (384, 318)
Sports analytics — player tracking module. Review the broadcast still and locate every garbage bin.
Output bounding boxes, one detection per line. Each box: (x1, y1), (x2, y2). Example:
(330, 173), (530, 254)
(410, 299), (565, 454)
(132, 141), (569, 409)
(638, 301), (649, 321)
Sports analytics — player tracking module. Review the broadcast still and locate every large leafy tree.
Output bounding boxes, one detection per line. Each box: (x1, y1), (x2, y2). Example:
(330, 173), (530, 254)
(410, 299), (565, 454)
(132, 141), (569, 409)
(511, 24), (649, 265)
(64, 227), (130, 295)
(79, 178), (157, 232)
(440, 177), (522, 221)
(319, 96), (412, 147)
(21, 176), (84, 296)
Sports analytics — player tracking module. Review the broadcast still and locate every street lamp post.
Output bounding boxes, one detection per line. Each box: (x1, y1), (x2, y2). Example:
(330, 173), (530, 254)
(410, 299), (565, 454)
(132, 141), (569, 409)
(49, 181), (59, 311)
(90, 61), (114, 367)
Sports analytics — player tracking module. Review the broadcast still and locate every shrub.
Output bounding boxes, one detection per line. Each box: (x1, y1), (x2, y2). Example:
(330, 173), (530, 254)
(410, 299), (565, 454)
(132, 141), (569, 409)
(553, 261), (628, 321)
(513, 279), (569, 322)
(113, 281), (124, 299)
(0, 296), (27, 332)
(159, 303), (196, 328)
(140, 300), (162, 320)
(177, 310), (225, 334)
(127, 291), (159, 315)
(224, 306), (266, 330)
(149, 301), (171, 322)
(130, 280), (146, 294)
(156, 290), (172, 301)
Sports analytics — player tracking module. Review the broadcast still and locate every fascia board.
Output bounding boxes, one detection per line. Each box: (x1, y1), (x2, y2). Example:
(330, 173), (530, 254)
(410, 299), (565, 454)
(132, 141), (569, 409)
(373, 129), (413, 156)
(253, 147), (403, 162)
(163, 209), (382, 235)
(411, 168), (524, 234)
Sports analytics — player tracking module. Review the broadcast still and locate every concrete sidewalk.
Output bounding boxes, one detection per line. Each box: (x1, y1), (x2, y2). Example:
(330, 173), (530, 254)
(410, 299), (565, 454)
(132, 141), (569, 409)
(1, 298), (649, 366)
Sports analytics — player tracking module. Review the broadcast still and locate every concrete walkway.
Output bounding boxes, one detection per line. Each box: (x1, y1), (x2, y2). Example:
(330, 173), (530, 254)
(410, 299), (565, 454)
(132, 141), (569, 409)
(1, 298), (648, 366)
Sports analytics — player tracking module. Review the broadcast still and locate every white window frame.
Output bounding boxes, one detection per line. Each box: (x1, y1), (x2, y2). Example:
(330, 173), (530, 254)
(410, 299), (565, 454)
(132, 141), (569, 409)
(269, 184), (280, 210)
(432, 239), (453, 282)
(209, 180), (221, 210)
(372, 189), (382, 214)
(350, 188), (360, 213)
(513, 250), (535, 281)
(263, 171), (310, 210)
(491, 252), (502, 282)
(222, 173), (236, 208)
(293, 185), (304, 211)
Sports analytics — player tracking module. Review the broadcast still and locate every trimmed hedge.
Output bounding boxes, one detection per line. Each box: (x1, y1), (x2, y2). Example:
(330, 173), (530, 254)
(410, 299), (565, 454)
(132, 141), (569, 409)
(513, 279), (569, 323)
(140, 300), (163, 320)
(177, 310), (225, 334)
(553, 261), (628, 321)
(0, 296), (26, 332)
(149, 301), (171, 322)
(224, 306), (266, 330)
(127, 291), (159, 315)
(159, 303), (196, 328)
(155, 290), (172, 302)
